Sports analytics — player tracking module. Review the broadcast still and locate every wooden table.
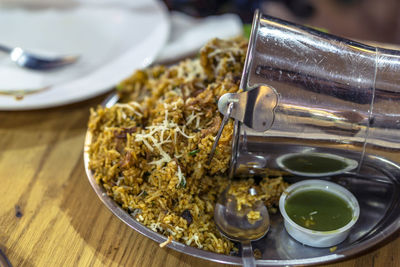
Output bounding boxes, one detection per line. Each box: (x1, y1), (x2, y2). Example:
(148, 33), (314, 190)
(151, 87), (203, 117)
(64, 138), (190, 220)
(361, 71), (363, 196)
(0, 93), (399, 267)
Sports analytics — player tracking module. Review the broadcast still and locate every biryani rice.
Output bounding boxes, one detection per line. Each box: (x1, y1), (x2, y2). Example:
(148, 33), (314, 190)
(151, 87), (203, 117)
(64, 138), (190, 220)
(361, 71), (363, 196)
(88, 37), (288, 255)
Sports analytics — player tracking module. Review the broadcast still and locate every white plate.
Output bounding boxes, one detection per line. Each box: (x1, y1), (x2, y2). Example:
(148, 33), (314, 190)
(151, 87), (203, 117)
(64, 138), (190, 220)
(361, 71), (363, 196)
(0, 0), (170, 110)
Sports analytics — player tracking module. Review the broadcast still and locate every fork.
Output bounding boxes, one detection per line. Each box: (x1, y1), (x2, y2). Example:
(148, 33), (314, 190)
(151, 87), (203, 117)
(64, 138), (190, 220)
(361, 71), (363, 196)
(0, 44), (79, 70)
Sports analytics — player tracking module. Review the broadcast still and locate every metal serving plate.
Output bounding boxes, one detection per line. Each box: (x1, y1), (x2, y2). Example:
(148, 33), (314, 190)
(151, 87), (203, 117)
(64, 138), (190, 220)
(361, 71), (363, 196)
(84, 93), (400, 266)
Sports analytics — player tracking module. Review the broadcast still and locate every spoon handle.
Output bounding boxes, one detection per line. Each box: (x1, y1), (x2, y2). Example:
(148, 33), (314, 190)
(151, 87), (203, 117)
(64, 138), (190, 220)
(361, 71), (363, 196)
(241, 241), (256, 267)
(0, 44), (12, 53)
(207, 101), (234, 164)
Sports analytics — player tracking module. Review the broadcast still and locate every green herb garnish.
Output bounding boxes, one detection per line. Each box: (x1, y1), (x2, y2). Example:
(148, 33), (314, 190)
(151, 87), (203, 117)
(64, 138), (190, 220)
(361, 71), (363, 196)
(243, 24), (251, 39)
(116, 83), (124, 91)
(188, 149), (200, 156)
(180, 179), (187, 188)
(143, 171), (150, 181)
(139, 190), (148, 197)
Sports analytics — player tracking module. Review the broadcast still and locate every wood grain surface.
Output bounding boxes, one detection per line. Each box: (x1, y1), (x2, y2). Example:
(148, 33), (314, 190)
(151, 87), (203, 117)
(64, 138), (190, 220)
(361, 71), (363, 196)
(0, 93), (399, 267)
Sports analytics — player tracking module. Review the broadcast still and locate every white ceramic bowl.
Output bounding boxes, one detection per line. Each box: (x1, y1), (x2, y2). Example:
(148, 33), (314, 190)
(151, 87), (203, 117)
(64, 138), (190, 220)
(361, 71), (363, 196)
(279, 179), (360, 248)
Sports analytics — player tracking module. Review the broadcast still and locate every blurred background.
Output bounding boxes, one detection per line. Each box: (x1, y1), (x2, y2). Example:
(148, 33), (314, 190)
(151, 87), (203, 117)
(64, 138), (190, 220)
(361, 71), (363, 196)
(163, 0), (400, 44)
(1, 0), (400, 108)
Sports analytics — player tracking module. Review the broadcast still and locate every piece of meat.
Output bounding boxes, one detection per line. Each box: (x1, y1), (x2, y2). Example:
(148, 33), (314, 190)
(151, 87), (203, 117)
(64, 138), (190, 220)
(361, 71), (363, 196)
(114, 127), (137, 139)
(119, 151), (133, 168)
(181, 209), (193, 226)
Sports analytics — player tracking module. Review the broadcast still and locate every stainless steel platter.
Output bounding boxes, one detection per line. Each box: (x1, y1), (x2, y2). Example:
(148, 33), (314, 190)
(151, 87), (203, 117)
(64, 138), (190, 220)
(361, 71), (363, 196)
(84, 93), (400, 266)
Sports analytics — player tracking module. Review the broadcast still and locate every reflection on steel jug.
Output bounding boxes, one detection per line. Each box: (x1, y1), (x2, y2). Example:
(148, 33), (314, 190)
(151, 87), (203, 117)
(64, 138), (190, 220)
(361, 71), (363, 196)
(217, 10), (400, 178)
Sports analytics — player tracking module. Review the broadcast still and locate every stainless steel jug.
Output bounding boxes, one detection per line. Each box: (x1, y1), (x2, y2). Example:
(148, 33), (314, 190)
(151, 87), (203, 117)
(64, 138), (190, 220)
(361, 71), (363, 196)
(218, 10), (400, 178)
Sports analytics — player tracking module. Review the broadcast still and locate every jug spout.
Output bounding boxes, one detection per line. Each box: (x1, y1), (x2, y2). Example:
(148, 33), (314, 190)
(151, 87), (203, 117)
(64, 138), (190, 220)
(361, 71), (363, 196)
(230, 10), (400, 178)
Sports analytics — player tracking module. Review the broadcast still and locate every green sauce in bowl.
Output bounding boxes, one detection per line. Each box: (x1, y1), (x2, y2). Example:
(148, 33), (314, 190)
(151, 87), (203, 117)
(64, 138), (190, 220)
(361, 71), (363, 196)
(276, 152), (359, 177)
(285, 189), (353, 231)
(282, 154), (348, 173)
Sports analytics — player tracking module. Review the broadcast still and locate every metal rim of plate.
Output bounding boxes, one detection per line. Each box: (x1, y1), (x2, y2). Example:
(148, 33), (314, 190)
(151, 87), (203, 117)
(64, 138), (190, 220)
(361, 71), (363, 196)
(84, 92), (400, 266)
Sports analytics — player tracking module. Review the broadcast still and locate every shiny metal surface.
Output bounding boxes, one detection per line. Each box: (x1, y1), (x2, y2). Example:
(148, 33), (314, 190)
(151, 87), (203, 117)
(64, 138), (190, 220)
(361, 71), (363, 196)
(0, 43), (78, 70)
(214, 188), (270, 241)
(231, 10), (400, 179)
(218, 86), (278, 132)
(214, 187), (270, 267)
(84, 93), (400, 266)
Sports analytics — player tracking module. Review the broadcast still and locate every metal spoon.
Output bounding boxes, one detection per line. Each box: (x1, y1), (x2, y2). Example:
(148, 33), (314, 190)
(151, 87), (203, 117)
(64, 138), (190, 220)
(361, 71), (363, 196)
(214, 187), (270, 267)
(0, 44), (79, 70)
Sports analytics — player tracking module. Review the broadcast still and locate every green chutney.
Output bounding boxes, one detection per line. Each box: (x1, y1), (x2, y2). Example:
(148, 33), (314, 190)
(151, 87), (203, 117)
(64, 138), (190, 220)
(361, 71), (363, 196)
(282, 154), (348, 173)
(285, 189), (353, 231)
